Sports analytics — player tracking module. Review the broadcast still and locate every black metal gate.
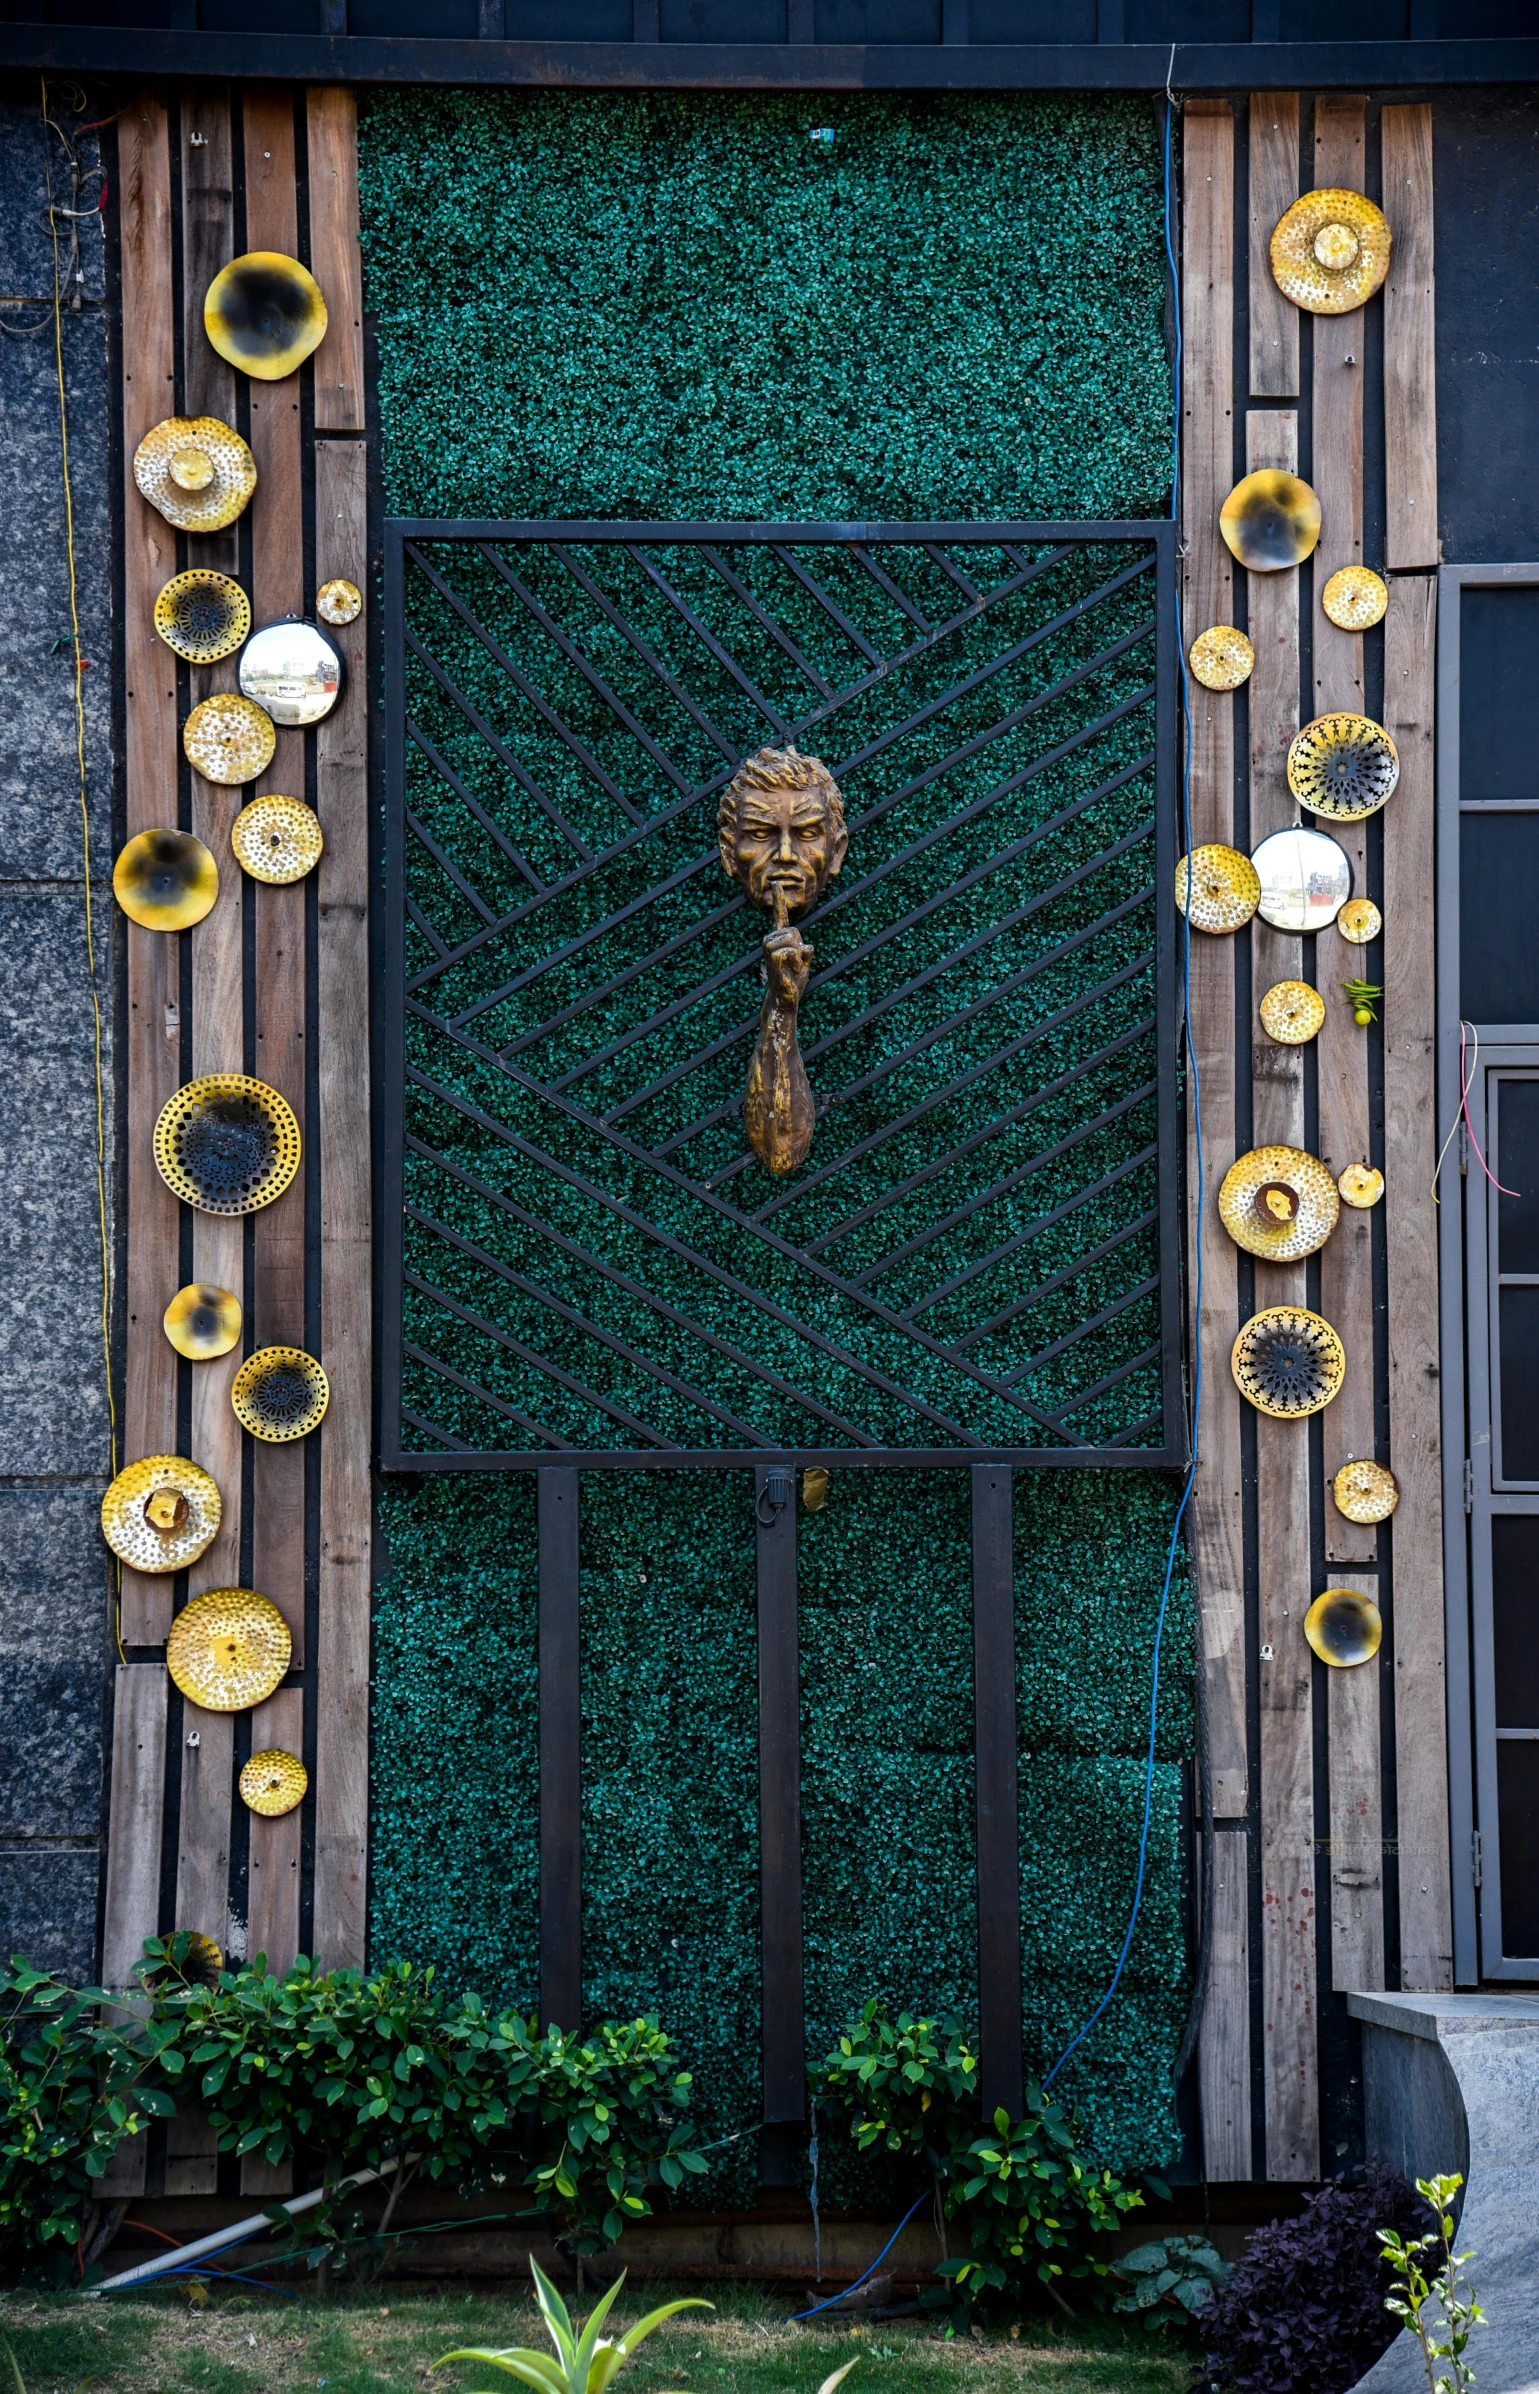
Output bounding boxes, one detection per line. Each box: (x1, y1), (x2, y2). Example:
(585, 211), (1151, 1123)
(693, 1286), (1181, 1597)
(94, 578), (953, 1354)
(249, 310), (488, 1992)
(381, 518), (1181, 1469)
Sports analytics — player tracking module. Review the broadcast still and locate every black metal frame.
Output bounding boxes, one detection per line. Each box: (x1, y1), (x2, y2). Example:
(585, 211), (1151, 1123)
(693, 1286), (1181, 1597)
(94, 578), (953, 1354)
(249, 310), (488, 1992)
(7, 26), (1539, 87)
(381, 516), (1183, 1470)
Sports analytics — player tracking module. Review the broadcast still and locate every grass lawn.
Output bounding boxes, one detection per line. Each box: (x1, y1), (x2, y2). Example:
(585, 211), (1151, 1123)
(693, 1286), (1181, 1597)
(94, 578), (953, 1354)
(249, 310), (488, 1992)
(0, 2279), (1194, 2394)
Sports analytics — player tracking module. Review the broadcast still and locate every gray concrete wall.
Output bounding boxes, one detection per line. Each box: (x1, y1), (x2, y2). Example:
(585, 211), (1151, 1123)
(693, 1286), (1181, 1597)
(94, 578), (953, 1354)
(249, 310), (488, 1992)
(0, 82), (116, 1978)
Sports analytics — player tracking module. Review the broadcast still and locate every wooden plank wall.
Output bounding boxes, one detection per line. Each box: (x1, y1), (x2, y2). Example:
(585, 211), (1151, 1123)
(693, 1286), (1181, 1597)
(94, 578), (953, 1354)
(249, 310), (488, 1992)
(1184, 94), (1451, 2185)
(102, 88), (372, 2191)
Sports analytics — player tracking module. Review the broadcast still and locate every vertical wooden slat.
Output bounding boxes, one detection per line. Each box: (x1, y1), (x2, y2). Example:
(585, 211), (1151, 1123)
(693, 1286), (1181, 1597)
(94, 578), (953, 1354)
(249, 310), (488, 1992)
(1248, 95), (1300, 400)
(1382, 105), (1438, 574)
(120, 93), (181, 1646)
(1311, 95), (1376, 1570)
(240, 1686), (306, 2192)
(1383, 573), (1453, 1992)
(972, 1466), (1021, 2121)
(314, 437), (372, 1969)
(175, 1713), (234, 1947)
(757, 1469), (804, 2127)
(307, 88), (365, 432)
(1198, 1830), (1252, 2180)
(1326, 1579), (1385, 1991)
(102, 1666), (168, 1988)
(539, 1470), (582, 2032)
(1246, 408), (1303, 1150)
(1183, 101), (1251, 2180)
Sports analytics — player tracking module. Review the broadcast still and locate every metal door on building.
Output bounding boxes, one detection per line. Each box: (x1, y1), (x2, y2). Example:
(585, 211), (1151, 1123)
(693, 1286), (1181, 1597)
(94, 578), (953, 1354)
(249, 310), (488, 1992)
(1440, 567), (1539, 1981)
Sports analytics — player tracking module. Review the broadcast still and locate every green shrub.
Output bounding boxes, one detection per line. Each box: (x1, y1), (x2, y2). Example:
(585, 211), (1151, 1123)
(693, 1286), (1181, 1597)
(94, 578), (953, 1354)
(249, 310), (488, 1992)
(0, 1959), (172, 2259)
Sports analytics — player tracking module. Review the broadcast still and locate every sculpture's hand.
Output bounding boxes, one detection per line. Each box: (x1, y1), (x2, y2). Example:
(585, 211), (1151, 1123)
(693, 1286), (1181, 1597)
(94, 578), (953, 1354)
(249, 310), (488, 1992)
(763, 925), (812, 1009)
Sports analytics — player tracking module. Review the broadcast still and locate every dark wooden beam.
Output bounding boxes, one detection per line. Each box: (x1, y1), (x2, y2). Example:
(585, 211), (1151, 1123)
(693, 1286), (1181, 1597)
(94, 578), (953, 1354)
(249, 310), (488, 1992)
(972, 1464), (1022, 2120)
(539, 1468), (582, 2034)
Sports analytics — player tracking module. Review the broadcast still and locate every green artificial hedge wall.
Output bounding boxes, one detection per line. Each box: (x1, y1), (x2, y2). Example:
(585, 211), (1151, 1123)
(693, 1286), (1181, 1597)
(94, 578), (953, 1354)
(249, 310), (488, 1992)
(363, 87), (1191, 2180)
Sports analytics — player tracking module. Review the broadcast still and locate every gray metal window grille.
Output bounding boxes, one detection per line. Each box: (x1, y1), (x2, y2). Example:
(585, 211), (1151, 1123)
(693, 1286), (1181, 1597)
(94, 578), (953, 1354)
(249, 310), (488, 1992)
(381, 518), (1182, 1468)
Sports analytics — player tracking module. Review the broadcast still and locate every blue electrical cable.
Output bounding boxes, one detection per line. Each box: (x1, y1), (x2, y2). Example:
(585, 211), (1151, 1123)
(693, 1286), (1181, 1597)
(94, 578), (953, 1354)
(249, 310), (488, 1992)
(1043, 86), (1203, 2092)
(789, 2190), (930, 2323)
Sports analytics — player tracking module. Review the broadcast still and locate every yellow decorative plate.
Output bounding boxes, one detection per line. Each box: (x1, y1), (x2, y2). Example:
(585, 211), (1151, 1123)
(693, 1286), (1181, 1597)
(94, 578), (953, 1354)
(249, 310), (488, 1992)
(1176, 844), (1261, 933)
(1338, 1163), (1385, 1209)
(231, 1346), (330, 1443)
(1271, 189), (1392, 315)
(1231, 1305), (1346, 1418)
(1304, 1587), (1383, 1668)
(163, 1282), (243, 1361)
(101, 1455), (222, 1573)
(1219, 1146), (1340, 1263)
(168, 1588), (291, 1712)
(1337, 897), (1382, 945)
(1259, 980), (1326, 1045)
(133, 415), (257, 533)
(1287, 712), (1400, 820)
(154, 1074), (301, 1217)
(240, 1749), (309, 1818)
(1189, 625), (1255, 691)
(1322, 566), (1389, 631)
(113, 829), (219, 933)
(1219, 470), (1322, 572)
(231, 795), (323, 885)
(1332, 1458), (1400, 1523)
(183, 694), (276, 788)
(204, 251), (328, 382)
(153, 570), (252, 663)
(316, 577), (362, 626)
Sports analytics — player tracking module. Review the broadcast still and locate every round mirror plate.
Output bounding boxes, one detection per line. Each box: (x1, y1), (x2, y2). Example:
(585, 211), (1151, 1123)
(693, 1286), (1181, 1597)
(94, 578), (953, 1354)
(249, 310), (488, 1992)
(238, 618), (344, 726)
(1251, 825), (1353, 934)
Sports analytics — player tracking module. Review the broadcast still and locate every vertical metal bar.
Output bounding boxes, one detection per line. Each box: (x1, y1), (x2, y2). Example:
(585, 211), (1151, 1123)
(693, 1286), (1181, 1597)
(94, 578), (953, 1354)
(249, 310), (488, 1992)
(972, 1463), (1022, 2119)
(1154, 525), (1186, 1463)
(757, 1465), (805, 2127)
(379, 523), (408, 1467)
(539, 1468), (582, 2033)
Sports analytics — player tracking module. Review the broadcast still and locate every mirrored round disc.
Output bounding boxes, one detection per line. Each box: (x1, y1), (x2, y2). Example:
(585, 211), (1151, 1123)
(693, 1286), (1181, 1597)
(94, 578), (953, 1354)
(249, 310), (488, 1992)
(1304, 1587), (1383, 1669)
(238, 619), (343, 727)
(1251, 826), (1353, 933)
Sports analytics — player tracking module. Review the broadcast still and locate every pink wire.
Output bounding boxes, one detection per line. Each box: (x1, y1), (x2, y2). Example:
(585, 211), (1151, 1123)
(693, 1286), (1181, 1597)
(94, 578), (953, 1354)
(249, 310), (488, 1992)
(1460, 1021), (1521, 1198)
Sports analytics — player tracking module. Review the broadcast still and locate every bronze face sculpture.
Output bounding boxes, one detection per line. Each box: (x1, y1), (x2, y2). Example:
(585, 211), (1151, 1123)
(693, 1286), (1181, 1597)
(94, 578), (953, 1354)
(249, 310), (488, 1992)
(718, 746), (847, 1175)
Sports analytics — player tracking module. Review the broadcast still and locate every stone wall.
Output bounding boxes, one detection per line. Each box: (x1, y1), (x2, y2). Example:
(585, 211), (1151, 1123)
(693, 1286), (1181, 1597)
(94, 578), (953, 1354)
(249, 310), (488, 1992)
(0, 81), (115, 1977)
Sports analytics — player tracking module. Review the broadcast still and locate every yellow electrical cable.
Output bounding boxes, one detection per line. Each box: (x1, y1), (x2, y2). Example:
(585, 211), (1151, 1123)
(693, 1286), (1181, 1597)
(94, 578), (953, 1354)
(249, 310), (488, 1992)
(42, 80), (123, 1663)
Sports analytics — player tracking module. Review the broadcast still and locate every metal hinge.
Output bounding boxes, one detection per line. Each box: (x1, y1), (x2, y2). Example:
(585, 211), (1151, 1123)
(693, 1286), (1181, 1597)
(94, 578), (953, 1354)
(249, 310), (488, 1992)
(1472, 1829), (1484, 1889)
(1464, 1458), (1475, 1514)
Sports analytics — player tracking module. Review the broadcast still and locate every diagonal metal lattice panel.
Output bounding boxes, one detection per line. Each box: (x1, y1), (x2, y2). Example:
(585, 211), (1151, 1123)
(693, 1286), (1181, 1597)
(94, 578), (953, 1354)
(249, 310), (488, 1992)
(381, 520), (1182, 1467)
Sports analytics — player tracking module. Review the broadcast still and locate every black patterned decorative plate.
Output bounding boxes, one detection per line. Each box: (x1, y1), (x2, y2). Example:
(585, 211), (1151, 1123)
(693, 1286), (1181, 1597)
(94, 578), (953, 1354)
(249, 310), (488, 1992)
(153, 1074), (300, 1216)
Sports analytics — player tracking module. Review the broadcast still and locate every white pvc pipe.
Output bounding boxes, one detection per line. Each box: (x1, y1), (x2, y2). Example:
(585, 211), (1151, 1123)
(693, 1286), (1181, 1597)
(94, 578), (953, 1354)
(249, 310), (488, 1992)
(88, 2160), (391, 2294)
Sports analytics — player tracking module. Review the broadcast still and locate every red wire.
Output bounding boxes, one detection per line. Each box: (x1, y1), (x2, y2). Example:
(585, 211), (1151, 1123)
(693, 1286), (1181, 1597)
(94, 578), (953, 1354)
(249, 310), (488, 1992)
(1460, 1022), (1520, 1198)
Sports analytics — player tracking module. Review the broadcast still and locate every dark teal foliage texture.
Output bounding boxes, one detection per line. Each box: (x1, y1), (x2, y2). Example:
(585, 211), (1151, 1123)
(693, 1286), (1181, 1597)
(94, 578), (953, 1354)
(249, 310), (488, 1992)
(362, 87), (1191, 2182)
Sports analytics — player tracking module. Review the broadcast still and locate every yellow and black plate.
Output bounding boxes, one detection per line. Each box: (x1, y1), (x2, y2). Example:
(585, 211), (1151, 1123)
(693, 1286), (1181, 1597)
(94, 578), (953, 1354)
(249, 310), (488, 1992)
(101, 1455), (222, 1573)
(1322, 566), (1389, 631)
(1231, 1304), (1346, 1418)
(183, 693), (276, 788)
(113, 829), (219, 933)
(231, 795), (323, 885)
(231, 1346), (330, 1443)
(167, 1588), (291, 1712)
(153, 570), (252, 663)
(204, 251), (328, 382)
(1287, 712), (1399, 820)
(1304, 1586), (1383, 1667)
(1189, 625), (1255, 691)
(1332, 1458), (1400, 1523)
(1176, 844), (1262, 933)
(1219, 1146), (1340, 1262)
(240, 1749), (309, 1817)
(163, 1282), (242, 1361)
(133, 415), (256, 533)
(1219, 470), (1322, 572)
(1271, 189), (1392, 315)
(154, 1074), (301, 1217)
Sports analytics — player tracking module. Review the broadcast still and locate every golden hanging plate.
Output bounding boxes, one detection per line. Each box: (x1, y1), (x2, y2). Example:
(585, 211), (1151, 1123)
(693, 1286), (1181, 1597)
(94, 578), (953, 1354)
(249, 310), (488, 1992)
(154, 1074), (301, 1217)
(133, 415), (257, 533)
(1339, 1163), (1385, 1209)
(231, 1346), (330, 1443)
(1219, 1146), (1340, 1263)
(153, 569), (252, 664)
(1231, 1305), (1346, 1418)
(1271, 188), (1392, 316)
(204, 251), (328, 382)
(1338, 897), (1381, 945)
(163, 1282), (242, 1361)
(1287, 712), (1399, 821)
(1175, 844), (1261, 934)
(1305, 1587), (1383, 1668)
(183, 694), (276, 788)
(112, 829), (219, 933)
(232, 796), (324, 886)
(240, 1748), (309, 1818)
(167, 1588), (291, 1713)
(101, 1455), (222, 1573)
(1259, 980), (1326, 1045)
(1189, 625), (1255, 691)
(1332, 1458), (1400, 1523)
(316, 577), (362, 627)
(1219, 470), (1322, 573)
(1322, 566), (1389, 631)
